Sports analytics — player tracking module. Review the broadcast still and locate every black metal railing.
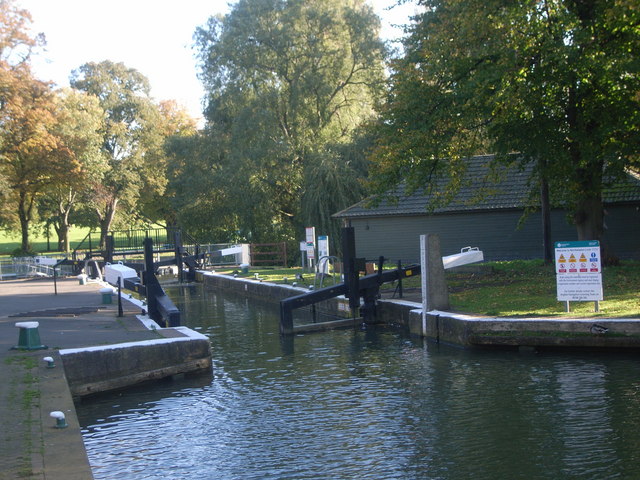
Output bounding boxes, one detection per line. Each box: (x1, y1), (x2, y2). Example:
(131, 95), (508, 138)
(72, 227), (200, 259)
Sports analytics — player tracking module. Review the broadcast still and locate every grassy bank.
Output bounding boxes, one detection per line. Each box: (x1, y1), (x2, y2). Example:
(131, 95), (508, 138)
(445, 260), (639, 318)
(213, 260), (640, 319)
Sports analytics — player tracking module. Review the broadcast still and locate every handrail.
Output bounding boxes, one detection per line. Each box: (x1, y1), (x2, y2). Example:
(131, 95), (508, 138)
(71, 231), (95, 259)
(53, 257), (67, 295)
(314, 255), (339, 289)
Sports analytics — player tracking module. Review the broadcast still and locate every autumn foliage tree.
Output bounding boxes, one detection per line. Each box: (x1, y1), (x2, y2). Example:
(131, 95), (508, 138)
(38, 88), (107, 252)
(137, 99), (198, 228)
(0, 0), (79, 252)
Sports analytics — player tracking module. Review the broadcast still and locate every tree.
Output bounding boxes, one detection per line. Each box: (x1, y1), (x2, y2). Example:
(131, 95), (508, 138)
(70, 60), (162, 246)
(38, 88), (106, 252)
(0, 71), (79, 252)
(194, 0), (386, 244)
(370, 0), (640, 252)
(0, 0), (76, 252)
(164, 132), (235, 241)
(301, 128), (373, 253)
(138, 99), (198, 228)
(0, 0), (44, 65)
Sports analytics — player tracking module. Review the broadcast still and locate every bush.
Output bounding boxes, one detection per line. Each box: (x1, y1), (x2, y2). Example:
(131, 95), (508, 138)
(11, 246), (35, 257)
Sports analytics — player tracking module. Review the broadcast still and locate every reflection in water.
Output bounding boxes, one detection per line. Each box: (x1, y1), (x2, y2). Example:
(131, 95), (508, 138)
(78, 285), (640, 480)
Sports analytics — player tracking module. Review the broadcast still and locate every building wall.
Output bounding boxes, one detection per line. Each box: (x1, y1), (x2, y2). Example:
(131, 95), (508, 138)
(347, 206), (639, 263)
(601, 204), (640, 260)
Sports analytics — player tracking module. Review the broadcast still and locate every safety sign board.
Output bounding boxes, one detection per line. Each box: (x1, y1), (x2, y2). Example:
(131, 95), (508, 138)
(554, 241), (603, 301)
(305, 227), (316, 261)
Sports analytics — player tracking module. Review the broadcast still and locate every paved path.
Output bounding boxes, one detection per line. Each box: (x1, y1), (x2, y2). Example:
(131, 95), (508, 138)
(0, 277), (161, 480)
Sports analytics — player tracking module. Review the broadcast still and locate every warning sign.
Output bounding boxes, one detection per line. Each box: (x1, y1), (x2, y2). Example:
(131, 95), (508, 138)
(556, 274), (603, 301)
(554, 241), (603, 301)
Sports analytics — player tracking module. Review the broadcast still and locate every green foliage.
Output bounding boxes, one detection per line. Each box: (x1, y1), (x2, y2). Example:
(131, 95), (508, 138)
(70, 61), (166, 245)
(37, 88), (107, 252)
(139, 100), (198, 227)
(10, 246), (34, 256)
(371, 0), (640, 244)
(190, 0), (386, 245)
(301, 129), (374, 253)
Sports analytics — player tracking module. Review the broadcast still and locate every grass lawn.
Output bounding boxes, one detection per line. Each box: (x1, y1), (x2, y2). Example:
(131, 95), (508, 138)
(0, 227), (92, 255)
(214, 260), (640, 319)
(445, 260), (640, 318)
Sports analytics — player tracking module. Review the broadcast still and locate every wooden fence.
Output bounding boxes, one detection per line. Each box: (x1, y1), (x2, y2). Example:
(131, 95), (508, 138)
(250, 243), (287, 267)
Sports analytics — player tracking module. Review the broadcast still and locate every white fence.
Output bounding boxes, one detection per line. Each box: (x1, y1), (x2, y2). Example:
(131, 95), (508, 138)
(0, 256), (73, 280)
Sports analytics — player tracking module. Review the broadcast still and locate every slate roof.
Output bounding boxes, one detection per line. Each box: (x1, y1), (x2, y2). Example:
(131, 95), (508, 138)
(604, 169), (640, 203)
(334, 155), (640, 219)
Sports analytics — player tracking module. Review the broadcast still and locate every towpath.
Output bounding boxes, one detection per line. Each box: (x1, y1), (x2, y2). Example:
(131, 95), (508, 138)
(0, 277), (161, 480)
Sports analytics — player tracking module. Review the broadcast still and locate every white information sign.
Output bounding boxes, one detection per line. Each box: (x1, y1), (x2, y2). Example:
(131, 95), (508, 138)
(554, 240), (603, 301)
(306, 242), (315, 260)
(317, 235), (330, 274)
(305, 227), (316, 265)
(317, 235), (329, 259)
(305, 227), (316, 245)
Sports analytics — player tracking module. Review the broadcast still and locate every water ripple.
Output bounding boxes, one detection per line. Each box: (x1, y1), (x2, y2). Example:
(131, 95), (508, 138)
(78, 288), (640, 480)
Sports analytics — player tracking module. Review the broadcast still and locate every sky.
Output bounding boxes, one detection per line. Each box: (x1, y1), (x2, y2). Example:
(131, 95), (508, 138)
(19, 0), (418, 124)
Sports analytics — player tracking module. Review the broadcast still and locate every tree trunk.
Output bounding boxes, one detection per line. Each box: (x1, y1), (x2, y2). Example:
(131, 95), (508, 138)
(19, 213), (30, 253)
(98, 197), (119, 248)
(573, 194), (619, 265)
(54, 222), (63, 251)
(538, 157), (553, 265)
(57, 219), (70, 253)
(55, 191), (76, 253)
(17, 192), (34, 253)
(573, 195), (603, 241)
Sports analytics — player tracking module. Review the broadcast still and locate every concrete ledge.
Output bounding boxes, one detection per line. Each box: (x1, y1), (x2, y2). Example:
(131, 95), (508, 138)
(381, 302), (640, 349)
(200, 270), (640, 349)
(39, 352), (95, 479)
(200, 271), (353, 319)
(60, 328), (212, 398)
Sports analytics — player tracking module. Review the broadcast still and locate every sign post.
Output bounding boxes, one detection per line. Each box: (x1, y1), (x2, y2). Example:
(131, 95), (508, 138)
(554, 240), (603, 312)
(317, 235), (329, 274)
(299, 241), (307, 269)
(305, 227), (316, 270)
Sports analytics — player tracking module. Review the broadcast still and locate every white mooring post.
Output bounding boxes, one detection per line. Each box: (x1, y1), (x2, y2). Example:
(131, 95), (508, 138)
(420, 234), (428, 336)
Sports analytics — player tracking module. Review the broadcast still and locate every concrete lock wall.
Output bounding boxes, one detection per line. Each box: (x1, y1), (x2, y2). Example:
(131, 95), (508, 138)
(61, 336), (212, 398)
(198, 272), (353, 319)
(200, 272), (640, 350)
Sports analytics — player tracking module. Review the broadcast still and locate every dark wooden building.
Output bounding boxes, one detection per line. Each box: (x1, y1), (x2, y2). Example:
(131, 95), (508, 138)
(334, 155), (640, 263)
